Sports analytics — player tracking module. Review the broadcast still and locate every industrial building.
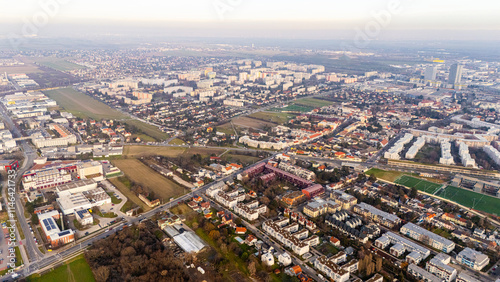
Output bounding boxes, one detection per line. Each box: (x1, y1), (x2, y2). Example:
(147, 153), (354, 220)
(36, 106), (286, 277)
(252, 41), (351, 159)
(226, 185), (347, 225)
(38, 210), (75, 247)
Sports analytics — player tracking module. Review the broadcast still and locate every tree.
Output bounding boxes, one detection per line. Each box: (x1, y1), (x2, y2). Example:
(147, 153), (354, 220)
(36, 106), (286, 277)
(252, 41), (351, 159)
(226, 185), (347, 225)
(209, 230), (220, 240)
(410, 187), (418, 198)
(366, 262), (375, 276)
(94, 266), (110, 282)
(376, 257), (383, 272)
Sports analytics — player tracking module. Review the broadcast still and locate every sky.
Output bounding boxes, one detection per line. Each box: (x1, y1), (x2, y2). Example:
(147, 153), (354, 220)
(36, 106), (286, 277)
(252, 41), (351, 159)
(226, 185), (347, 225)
(1, 0), (500, 40)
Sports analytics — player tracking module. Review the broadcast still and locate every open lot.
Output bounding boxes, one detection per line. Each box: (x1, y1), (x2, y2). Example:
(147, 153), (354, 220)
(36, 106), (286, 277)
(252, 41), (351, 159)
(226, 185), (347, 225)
(108, 176), (151, 212)
(124, 146), (186, 157)
(394, 175), (443, 194)
(231, 116), (277, 129)
(124, 145), (225, 158)
(435, 186), (500, 216)
(294, 98), (334, 108)
(365, 168), (403, 182)
(44, 87), (168, 140)
(112, 159), (186, 201)
(27, 254), (95, 282)
(0, 64), (41, 74)
(33, 57), (86, 72)
(43, 87), (127, 120)
(271, 104), (313, 113)
(122, 119), (169, 141)
(222, 153), (262, 166)
(248, 111), (296, 125)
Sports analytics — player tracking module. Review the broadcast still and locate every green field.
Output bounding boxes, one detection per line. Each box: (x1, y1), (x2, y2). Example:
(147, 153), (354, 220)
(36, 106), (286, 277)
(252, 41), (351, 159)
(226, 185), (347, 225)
(27, 254), (95, 282)
(365, 168), (404, 182)
(394, 175), (443, 194)
(272, 104), (313, 113)
(44, 87), (127, 120)
(248, 111), (296, 124)
(168, 138), (185, 145)
(44, 87), (168, 141)
(294, 98), (333, 108)
(34, 57), (86, 72)
(123, 119), (169, 141)
(435, 186), (500, 216)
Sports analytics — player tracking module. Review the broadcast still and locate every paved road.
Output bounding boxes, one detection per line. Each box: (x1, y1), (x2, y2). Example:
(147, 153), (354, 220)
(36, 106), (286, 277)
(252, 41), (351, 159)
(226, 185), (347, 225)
(0, 103), (43, 268)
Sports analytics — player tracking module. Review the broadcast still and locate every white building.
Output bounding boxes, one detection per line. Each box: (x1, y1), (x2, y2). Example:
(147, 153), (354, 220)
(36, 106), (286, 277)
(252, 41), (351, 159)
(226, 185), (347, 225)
(400, 223), (455, 253)
(439, 139), (455, 165)
(278, 252), (292, 266)
(456, 248), (490, 271)
(261, 252), (274, 266)
(426, 254), (457, 282)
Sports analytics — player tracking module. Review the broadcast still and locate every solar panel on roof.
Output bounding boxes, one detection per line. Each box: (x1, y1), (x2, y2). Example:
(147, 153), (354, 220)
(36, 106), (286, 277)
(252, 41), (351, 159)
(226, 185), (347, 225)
(59, 230), (70, 236)
(43, 218), (52, 231)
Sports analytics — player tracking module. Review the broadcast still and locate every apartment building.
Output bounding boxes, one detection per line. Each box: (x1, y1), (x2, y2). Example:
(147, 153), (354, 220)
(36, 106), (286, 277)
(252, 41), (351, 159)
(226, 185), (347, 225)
(456, 272), (483, 282)
(456, 248), (490, 271)
(313, 252), (354, 282)
(233, 200), (267, 221)
(330, 190), (358, 210)
(262, 219), (310, 255)
(408, 264), (442, 282)
(375, 232), (431, 264)
(426, 254), (457, 282)
(353, 202), (401, 228)
(303, 199), (340, 218)
(400, 223), (455, 253)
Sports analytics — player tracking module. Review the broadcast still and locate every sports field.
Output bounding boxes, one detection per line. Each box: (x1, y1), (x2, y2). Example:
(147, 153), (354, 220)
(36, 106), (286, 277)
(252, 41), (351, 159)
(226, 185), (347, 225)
(43, 87), (127, 120)
(294, 98), (333, 108)
(112, 159), (186, 201)
(435, 186), (500, 216)
(394, 175), (443, 194)
(27, 254), (95, 282)
(272, 104), (313, 113)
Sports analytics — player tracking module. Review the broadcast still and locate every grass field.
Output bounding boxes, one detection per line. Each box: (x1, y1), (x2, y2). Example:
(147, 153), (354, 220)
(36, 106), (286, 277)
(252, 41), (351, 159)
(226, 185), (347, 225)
(123, 119), (169, 141)
(109, 177), (150, 211)
(435, 186), (500, 216)
(124, 146), (186, 157)
(34, 57), (86, 72)
(112, 159), (186, 201)
(294, 98), (333, 108)
(44, 87), (168, 140)
(168, 138), (185, 145)
(222, 153), (262, 166)
(231, 116), (277, 129)
(394, 175), (443, 194)
(43, 87), (127, 120)
(365, 168), (404, 182)
(272, 104), (313, 113)
(248, 111), (296, 125)
(27, 254), (95, 282)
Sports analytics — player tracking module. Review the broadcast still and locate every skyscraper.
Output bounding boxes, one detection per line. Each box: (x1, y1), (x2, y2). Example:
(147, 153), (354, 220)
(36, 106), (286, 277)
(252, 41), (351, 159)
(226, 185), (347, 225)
(448, 64), (463, 85)
(424, 66), (437, 81)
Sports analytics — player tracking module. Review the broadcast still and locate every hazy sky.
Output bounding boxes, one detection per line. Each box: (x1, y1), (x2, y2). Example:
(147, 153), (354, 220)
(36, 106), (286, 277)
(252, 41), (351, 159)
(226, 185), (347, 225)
(1, 0), (500, 40)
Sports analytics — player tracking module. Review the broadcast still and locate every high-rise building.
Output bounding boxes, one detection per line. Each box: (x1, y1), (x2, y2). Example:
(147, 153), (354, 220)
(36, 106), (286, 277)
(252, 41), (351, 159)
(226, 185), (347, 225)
(448, 64), (463, 85)
(424, 66), (437, 81)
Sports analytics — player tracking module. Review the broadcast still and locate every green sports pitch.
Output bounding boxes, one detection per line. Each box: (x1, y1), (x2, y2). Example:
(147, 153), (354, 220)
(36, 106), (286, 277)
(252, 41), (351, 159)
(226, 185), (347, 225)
(394, 175), (443, 194)
(435, 186), (500, 216)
